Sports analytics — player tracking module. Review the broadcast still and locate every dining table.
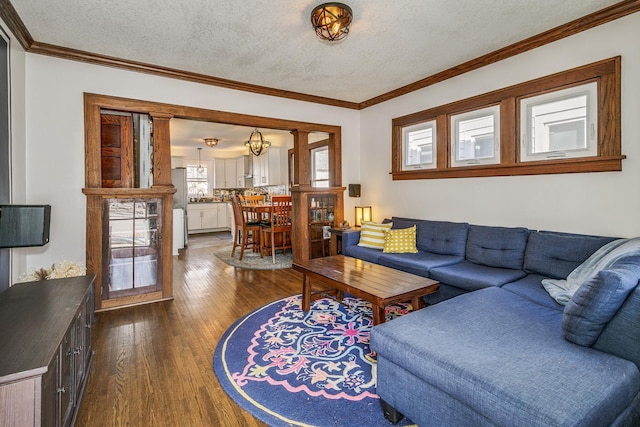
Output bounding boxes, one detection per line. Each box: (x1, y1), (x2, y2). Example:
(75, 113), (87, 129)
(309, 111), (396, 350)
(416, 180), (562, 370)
(242, 203), (274, 222)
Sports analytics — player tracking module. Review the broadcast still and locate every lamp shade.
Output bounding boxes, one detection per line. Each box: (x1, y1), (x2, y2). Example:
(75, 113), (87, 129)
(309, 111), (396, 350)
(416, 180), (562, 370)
(354, 206), (372, 227)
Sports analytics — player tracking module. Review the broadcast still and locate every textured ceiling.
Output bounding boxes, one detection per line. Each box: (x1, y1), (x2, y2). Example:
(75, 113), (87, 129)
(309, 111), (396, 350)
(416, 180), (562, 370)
(11, 0), (621, 104)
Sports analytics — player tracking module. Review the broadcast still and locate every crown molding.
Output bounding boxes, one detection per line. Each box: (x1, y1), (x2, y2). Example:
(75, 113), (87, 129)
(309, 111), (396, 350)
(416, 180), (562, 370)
(1, 0), (638, 110)
(0, 0), (33, 48)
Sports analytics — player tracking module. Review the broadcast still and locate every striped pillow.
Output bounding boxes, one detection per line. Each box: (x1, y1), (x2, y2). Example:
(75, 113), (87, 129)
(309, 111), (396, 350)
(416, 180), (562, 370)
(357, 221), (393, 250)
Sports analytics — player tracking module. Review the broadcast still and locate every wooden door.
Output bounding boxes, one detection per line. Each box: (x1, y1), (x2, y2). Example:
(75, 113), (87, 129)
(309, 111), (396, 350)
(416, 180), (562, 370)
(100, 114), (133, 188)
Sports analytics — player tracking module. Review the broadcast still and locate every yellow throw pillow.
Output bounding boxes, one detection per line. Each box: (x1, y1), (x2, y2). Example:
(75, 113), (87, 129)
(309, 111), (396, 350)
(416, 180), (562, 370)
(357, 221), (393, 250)
(383, 225), (418, 253)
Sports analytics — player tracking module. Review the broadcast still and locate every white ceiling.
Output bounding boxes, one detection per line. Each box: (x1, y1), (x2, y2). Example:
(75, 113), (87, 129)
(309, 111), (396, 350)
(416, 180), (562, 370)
(11, 0), (620, 104)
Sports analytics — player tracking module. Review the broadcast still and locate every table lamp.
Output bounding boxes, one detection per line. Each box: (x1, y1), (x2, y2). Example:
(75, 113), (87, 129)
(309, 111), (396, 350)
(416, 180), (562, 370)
(355, 206), (372, 227)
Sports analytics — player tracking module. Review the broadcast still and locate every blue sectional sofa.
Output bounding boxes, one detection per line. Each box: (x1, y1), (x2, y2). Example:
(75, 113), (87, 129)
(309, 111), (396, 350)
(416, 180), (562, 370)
(341, 217), (640, 426)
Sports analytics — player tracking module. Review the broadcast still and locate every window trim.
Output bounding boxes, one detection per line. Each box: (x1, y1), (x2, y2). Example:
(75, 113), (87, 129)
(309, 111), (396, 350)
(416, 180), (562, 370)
(391, 57), (623, 180)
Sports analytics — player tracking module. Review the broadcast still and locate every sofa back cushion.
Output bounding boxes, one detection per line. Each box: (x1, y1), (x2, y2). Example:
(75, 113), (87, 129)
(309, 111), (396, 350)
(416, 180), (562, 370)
(465, 225), (530, 269)
(390, 217), (469, 256)
(524, 231), (616, 279)
(563, 256), (640, 347)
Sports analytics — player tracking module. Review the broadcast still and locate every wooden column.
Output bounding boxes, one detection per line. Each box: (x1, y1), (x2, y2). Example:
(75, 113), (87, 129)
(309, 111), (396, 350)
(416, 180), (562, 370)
(292, 130), (311, 187)
(149, 112), (173, 186)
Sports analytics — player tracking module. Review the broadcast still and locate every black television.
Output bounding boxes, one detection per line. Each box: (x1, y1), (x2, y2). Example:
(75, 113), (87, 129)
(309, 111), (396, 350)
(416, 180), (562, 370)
(0, 205), (51, 248)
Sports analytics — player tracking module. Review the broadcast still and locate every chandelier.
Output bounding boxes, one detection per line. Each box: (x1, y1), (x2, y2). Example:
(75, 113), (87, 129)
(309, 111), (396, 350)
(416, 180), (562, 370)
(203, 138), (218, 147)
(311, 3), (353, 42)
(245, 128), (271, 157)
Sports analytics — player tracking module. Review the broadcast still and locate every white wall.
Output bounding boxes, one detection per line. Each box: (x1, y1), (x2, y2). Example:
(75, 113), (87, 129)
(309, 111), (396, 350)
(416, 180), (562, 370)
(23, 56), (360, 271)
(359, 13), (640, 238)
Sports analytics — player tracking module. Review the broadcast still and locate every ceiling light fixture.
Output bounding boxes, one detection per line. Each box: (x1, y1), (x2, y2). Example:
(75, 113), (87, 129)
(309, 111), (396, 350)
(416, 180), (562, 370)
(245, 128), (271, 157)
(311, 2), (353, 42)
(196, 147), (204, 173)
(203, 137), (219, 147)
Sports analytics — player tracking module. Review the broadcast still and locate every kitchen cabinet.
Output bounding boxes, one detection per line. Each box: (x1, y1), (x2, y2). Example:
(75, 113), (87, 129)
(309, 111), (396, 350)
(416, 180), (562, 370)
(214, 158), (238, 188)
(236, 156), (250, 188)
(0, 276), (95, 427)
(252, 147), (282, 187)
(187, 203), (230, 233)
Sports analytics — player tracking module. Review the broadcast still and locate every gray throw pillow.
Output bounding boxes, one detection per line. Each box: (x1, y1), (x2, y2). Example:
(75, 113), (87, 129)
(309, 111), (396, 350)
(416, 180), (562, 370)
(563, 256), (640, 347)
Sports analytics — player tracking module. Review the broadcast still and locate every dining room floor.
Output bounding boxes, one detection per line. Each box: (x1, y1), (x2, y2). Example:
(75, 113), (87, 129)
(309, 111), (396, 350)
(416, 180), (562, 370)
(186, 231), (233, 249)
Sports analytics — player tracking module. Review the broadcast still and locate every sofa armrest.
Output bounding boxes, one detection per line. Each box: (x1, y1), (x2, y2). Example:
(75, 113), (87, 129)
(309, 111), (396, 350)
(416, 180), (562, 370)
(342, 230), (361, 248)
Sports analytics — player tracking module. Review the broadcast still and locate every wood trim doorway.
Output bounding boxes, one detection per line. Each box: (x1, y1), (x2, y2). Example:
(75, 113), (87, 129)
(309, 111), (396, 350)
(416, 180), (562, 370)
(83, 93), (344, 310)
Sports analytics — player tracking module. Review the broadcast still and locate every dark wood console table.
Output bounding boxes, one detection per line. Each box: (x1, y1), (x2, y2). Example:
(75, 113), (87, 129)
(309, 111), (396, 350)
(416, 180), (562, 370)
(0, 275), (95, 427)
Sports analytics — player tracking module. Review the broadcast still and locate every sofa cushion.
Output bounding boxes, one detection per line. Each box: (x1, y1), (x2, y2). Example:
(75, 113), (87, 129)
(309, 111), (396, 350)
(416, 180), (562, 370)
(594, 284), (640, 369)
(465, 225), (529, 269)
(342, 244), (384, 264)
(502, 274), (564, 311)
(542, 238), (640, 305)
(563, 256), (640, 347)
(357, 221), (392, 249)
(377, 251), (464, 277)
(524, 231), (616, 279)
(371, 287), (640, 427)
(411, 219), (469, 256)
(429, 260), (527, 291)
(388, 217), (419, 230)
(383, 225), (417, 253)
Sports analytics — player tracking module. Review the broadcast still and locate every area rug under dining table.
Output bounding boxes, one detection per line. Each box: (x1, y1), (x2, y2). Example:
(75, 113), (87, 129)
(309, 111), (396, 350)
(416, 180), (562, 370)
(213, 246), (292, 270)
(213, 294), (417, 427)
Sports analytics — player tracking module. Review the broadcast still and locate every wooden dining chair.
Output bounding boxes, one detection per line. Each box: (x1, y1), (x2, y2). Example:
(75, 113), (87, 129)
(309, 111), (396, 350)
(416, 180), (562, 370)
(261, 196), (292, 263)
(230, 195), (261, 260)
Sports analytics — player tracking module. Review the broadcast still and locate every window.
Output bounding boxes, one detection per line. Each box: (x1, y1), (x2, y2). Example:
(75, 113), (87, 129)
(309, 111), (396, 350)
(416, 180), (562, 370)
(520, 82), (597, 162)
(451, 105), (500, 167)
(391, 57), (622, 179)
(186, 165), (209, 196)
(311, 145), (329, 187)
(402, 120), (436, 170)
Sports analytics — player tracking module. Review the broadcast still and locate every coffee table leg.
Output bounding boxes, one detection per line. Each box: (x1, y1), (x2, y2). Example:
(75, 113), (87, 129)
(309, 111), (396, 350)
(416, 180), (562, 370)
(372, 304), (385, 325)
(302, 274), (311, 311)
(412, 296), (425, 310)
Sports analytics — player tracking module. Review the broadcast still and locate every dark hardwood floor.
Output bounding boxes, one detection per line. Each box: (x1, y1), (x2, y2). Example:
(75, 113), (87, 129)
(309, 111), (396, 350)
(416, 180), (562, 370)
(76, 232), (302, 426)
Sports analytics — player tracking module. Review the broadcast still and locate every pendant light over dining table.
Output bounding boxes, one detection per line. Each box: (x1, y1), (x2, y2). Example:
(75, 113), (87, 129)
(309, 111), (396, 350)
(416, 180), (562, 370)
(196, 147), (204, 173)
(311, 3), (353, 42)
(245, 128), (271, 157)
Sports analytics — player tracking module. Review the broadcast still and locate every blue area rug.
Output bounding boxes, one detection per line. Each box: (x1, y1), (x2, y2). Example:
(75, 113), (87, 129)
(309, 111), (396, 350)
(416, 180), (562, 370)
(213, 294), (417, 427)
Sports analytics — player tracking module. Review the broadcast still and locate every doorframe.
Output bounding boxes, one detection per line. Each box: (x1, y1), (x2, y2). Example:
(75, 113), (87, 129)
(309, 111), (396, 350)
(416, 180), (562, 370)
(83, 93), (344, 309)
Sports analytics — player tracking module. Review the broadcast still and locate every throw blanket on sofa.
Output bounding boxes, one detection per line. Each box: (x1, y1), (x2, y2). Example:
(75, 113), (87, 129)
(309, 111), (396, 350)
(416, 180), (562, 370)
(542, 237), (640, 305)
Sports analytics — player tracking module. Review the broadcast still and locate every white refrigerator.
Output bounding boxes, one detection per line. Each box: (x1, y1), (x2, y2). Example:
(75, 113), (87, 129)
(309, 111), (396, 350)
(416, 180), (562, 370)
(171, 168), (188, 252)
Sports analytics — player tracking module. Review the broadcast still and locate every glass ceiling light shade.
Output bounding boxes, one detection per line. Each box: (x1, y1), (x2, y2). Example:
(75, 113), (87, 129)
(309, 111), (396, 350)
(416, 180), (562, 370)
(245, 128), (271, 157)
(311, 3), (353, 42)
(196, 147), (204, 173)
(203, 138), (218, 147)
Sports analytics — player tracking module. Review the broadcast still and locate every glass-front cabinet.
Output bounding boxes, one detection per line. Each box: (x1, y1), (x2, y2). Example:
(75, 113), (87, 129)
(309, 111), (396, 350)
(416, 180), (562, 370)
(83, 94), (175, 311)
(102, 198), (162, 300)
(309, 194), (336, 258)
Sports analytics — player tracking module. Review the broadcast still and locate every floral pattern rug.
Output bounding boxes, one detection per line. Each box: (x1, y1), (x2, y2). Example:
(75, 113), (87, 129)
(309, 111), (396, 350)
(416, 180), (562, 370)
(213, 294), (416, 426)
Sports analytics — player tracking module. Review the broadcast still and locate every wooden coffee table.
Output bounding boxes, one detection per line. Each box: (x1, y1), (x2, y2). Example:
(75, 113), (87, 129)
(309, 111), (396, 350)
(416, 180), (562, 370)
(292, 255), (439, 325)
